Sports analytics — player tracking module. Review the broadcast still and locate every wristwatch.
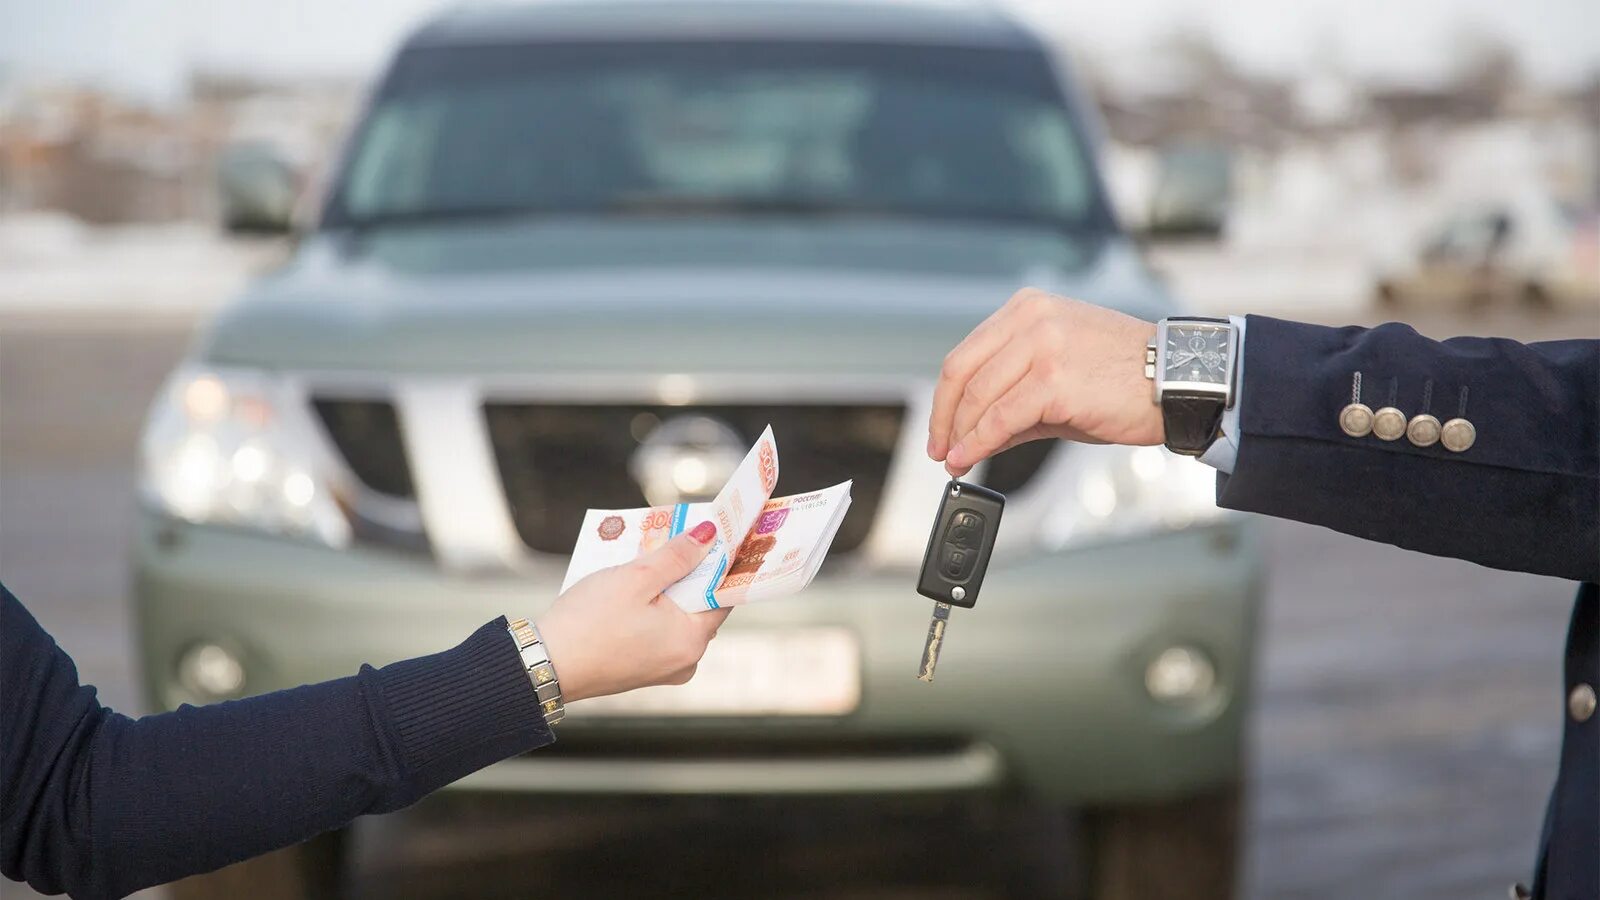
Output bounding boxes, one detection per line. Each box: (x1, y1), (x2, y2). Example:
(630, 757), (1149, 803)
(1144, 316), (1240, 456)
(507, 617), (565, 726)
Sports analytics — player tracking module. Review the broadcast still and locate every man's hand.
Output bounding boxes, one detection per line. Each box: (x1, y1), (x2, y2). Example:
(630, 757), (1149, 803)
(535, 521), (729, 702)
(928, 289), (1162, 477)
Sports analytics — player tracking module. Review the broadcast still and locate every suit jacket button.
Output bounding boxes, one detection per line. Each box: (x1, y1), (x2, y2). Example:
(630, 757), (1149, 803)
(1407, 413), (1442, 447)
(1440, 417), (1476, 452)
(1571, 683), (1596, 723)
(1372, 406), (1406, 441)
(1339, 403), (1374, 437)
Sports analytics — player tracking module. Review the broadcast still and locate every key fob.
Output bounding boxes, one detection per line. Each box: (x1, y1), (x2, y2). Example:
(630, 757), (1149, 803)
(916, 480), (1004, 609)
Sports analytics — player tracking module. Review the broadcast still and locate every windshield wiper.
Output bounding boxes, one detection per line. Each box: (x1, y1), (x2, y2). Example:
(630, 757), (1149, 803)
(604, 195), (845, 216)
(337, 204), (580, 231)
(603, 194), (1095, 235)
(335, 196), (1099, 237)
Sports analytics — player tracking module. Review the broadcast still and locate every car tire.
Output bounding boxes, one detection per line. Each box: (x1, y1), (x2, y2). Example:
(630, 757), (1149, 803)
(167, 826), (349, 900)
(1082, 784), (1241, 900)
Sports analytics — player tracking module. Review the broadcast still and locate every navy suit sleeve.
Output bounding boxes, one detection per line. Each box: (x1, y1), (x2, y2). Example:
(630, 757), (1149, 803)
(1215, 316), (1599, 583)
(1, 585), (553, 899)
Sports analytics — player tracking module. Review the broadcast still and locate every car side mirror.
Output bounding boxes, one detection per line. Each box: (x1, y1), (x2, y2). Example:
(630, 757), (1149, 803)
(1140, 212), (1226, 242)
(217, 142), (301, 236)
(1140, 148), (1230, 243)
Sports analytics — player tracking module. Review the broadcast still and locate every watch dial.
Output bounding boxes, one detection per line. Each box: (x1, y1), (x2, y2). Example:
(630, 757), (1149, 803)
(1165, 325), (1230, 384)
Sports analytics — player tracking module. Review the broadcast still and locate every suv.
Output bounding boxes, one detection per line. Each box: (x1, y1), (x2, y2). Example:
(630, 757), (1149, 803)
(135, 2), (1261, 897)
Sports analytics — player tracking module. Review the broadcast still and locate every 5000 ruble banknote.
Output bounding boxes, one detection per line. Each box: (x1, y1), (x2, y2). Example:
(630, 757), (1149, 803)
(561, 426), (851, 612)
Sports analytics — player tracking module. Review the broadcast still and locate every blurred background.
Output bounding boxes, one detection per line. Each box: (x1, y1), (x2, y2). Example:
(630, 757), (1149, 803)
(1, 1), (1596, 898)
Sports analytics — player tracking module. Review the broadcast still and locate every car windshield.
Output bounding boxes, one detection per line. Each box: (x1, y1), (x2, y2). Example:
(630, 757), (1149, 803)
(326, 40), (1107, 234)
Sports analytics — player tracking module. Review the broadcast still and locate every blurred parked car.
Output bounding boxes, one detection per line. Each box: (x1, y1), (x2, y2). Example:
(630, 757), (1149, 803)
(1147, 142), (1234, 241)
(134, 2), (1262, 897)
(1374, 195), (1600, 310)
(215, 141), (301, 234)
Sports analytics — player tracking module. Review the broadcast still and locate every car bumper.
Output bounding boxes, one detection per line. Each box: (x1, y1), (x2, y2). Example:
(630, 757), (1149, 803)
(134, 514), (1262, 804)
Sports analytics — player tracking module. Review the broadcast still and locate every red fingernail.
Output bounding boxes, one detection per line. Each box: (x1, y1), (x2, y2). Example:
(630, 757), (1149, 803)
(688, 521), (717, 544)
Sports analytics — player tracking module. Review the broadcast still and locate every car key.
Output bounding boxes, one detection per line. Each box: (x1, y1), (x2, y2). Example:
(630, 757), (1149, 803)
(915, 479), (1004, 682)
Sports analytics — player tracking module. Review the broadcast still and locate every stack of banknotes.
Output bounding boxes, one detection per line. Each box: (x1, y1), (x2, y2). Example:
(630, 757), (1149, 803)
(561, 426), (852, 612)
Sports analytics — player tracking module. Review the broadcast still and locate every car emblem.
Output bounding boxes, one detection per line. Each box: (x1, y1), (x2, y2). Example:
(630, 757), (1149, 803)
(629, 415), (747, 507)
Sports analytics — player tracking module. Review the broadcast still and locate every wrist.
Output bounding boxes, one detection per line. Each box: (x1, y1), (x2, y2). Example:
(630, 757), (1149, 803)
(529, 616), (592, 703)
(1142, 316), (1239, 455)
(1133, 321), (1164, 444)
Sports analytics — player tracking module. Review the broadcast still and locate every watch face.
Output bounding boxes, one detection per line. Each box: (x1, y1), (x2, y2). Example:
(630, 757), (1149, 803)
(1164, 324), (1231, 384)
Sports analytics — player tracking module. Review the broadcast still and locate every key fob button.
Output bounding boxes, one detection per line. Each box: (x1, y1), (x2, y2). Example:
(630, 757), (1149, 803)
(917, 481), (1005, 611)
(945, 510), (985, 549)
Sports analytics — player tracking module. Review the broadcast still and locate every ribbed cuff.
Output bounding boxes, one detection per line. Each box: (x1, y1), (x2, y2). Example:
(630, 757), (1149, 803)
(368, 617), (554, 796)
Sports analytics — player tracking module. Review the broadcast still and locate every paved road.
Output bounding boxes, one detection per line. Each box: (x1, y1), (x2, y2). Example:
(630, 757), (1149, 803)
(1, 308), (1591, 900)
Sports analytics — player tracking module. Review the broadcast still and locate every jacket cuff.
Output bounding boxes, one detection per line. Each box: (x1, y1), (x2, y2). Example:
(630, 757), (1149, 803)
(367, 617), (554, 797)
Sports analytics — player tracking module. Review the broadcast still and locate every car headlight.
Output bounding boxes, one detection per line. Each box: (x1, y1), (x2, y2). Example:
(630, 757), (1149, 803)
(1024, 443), (1229, 551)
(139, 366), (350, 547)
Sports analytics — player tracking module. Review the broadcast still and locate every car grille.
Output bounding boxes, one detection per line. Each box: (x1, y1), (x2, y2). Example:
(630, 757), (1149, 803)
(310, 396), (1058, 560)
(980, 439), (1055, 496)
(313, 398), (415, 498)
(484, 404), (904, 555)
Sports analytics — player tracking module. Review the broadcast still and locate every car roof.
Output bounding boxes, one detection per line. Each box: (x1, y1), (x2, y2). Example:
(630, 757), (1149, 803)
(408, 0), (1043, 51)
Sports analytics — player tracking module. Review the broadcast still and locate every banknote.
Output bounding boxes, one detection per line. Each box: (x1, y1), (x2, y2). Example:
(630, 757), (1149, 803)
(560, 426), (852, 612)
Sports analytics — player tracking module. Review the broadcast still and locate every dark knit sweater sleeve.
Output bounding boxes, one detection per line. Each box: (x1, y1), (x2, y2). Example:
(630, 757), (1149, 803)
(1, 583), (553, 899)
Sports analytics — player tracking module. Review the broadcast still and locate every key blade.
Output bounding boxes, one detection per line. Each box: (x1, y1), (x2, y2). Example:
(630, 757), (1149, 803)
(917, 602), (952, 683)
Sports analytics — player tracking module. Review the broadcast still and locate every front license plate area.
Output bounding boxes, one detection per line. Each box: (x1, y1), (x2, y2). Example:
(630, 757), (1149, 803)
(571, 629), (860, 717)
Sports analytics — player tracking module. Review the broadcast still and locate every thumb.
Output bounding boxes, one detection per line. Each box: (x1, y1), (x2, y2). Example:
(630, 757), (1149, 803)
(631, 520), (719, 596)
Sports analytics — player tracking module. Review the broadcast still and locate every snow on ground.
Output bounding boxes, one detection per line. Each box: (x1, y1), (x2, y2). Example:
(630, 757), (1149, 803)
(0, 213), (282, 317)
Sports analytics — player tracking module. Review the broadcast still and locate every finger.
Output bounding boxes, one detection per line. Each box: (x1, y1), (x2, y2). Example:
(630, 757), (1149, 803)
(691, 606), (733, 639)
(946, 381), (1048, 474)
(631, 520), (718, 595)
(982, 426), (1055, 457)
(948, 348), (1032, 455)
(927, 297), (1030, 461)
(943, 424), (1106, 477)
(666, 664), (698, 686)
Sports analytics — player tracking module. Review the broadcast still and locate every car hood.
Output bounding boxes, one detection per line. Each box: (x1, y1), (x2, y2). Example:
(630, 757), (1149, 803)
(202, 219), (1173, 376)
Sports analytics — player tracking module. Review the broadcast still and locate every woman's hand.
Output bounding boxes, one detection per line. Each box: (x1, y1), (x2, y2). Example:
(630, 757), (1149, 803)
(535, 521), (729, 702)
(928, 288), (1162, 476)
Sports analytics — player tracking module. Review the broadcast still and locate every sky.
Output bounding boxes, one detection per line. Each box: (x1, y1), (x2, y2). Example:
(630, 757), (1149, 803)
(2, 0), (1596, 105)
